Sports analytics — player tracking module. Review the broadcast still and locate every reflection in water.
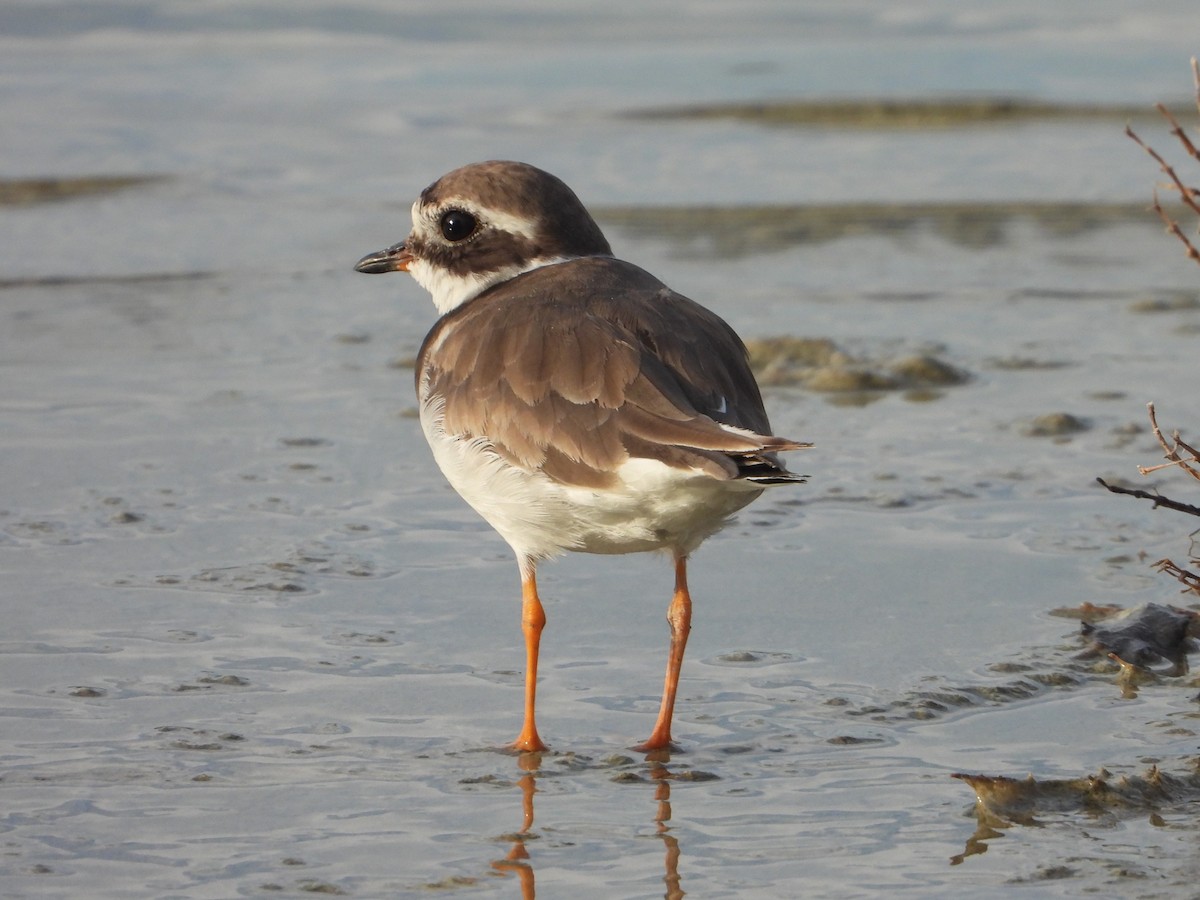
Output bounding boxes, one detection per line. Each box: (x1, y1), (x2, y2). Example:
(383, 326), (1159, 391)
(489, 753), (687, 898)
(949, 812), (1007, 866)
(491, 752), (540, 900)
(949, 763), (1200, 866)
(649, 763), (686, 900)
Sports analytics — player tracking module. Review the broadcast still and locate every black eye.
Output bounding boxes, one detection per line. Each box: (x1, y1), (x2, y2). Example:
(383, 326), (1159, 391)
(439, 209), (478, 242)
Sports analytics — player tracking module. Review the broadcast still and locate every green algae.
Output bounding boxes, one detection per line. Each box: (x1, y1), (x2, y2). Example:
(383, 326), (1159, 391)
(626, 97), (1190, 129)
(594, 201), (1165, 256)
(0, 174), (167, 206)
(745, 336), (969, 396)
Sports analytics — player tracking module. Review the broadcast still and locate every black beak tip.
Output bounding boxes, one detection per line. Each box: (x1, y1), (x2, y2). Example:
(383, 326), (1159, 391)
(353, 242), (409, 275)
(353, 251), (390, 274)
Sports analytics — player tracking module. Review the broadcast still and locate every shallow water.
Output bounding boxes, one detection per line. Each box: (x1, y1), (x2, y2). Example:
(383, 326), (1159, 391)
(4, 3), (1200, 897)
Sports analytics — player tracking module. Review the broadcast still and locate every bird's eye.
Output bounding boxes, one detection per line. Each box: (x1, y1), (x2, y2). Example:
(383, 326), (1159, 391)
(439, 209), (478, 242)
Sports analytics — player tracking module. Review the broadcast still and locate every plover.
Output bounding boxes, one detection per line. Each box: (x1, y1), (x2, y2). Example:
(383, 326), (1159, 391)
(355, 160), (809, 752)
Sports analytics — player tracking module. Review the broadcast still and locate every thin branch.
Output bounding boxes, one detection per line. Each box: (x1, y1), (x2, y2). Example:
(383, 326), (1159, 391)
(1126, 122), (1200, 216)
(1146, 187), (1200, 265)
(1095, 477), (1200, 517)
(1140, 402), (1200, 483)
(1152, 558), (1200, 595)
(1123, 134), (1200, 263)
(1192, 56), (1200, 119)
(1155, 102), (1200, 165)
(1125, 62), (1200, 267)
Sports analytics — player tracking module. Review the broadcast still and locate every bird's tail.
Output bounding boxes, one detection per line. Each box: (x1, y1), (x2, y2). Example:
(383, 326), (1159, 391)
(735, 437), (811, 484)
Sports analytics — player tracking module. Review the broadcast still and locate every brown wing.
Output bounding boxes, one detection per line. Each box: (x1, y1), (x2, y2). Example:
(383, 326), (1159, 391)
(417, 257), (803, 488)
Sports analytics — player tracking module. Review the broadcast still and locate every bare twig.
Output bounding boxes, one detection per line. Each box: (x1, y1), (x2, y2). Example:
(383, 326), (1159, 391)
(1154, 102), (1200, 168)
(1124, 125), (1197, 208)
(1096, 477), (1200, 516)
(1126, 58), (1200, 267)
(1123, 128), (1200, 263)
(1139, 402), (1200, 483)
(1152, 188), (1200, 265)
(1192, 56), (1200, 119)
(1152, 558), (1200, 595)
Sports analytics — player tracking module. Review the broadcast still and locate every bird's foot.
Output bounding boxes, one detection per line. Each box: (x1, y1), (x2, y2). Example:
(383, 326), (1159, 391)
(630, 736), (682, 759)
(510, 733), (548, 754)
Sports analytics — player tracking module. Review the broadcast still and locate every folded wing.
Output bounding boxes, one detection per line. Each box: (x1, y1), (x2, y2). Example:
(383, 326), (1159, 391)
(418, 257), (809, 488)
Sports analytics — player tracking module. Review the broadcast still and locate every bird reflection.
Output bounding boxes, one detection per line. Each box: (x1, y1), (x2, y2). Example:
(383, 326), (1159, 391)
(490, 752), (540, 899)
(488, 752), (687, 898)
(649, 762), (686, 899)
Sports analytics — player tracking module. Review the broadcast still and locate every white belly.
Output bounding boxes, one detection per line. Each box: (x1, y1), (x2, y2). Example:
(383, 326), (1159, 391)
(421, 407), (762, 563)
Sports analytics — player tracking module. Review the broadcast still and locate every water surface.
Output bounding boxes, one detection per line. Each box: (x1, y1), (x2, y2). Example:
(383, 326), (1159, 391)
(3, 3), (1200, 897)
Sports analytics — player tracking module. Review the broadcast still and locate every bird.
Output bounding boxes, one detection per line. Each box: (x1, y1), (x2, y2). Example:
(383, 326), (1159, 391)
(354, 160), (809, 753)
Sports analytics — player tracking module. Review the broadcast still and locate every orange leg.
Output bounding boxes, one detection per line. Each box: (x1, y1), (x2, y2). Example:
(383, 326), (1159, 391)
(512, 569), (548, 752)
(633, 556), (693, 753)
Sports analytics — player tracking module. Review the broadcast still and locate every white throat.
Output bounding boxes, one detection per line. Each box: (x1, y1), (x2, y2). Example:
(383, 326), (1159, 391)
(410, 255), (576, 315)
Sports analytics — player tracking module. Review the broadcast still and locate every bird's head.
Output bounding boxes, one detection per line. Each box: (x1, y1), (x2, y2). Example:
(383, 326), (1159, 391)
(354, 160), (613, 315)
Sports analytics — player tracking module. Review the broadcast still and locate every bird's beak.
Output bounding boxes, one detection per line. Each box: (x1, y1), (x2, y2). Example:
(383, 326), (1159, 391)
(354, 241), (413, 274)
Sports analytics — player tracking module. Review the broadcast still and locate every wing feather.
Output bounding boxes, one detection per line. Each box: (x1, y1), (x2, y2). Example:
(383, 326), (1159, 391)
(417, 257), (802, 487)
